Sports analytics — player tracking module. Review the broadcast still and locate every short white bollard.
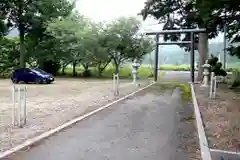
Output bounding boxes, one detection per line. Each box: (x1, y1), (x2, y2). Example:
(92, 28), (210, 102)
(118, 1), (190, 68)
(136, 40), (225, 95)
(113, 74), (119, 96)
(12, 85), (27, 128)
(210, 72), (216, 99)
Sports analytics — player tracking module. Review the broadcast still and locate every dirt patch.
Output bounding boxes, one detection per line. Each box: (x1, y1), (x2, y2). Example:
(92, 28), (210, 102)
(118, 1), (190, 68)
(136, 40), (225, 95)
(194, 83), (240, 152)
(0, 78), (151, 152)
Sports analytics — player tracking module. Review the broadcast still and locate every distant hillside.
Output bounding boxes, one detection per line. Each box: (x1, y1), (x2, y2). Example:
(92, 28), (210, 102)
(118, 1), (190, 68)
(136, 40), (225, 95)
(142, 42), (240, 65)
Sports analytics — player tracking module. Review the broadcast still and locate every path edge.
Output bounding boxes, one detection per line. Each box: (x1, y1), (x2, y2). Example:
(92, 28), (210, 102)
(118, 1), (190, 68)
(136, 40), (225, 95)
(0, 82), (156, 159)
(189, 82), (212, 160)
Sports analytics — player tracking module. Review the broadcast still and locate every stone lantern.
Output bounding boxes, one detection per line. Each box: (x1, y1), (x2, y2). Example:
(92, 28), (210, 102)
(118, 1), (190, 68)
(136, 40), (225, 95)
(201, 60), (211, 87)
(132, 59), (140, 84)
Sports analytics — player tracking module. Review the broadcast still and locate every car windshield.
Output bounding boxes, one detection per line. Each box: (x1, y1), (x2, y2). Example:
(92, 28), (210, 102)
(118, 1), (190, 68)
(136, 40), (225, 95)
(31, 68), (48, 75)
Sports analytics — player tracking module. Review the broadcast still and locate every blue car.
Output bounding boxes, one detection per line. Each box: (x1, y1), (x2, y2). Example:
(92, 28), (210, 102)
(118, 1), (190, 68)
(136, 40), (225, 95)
(11, 67), (54, 84)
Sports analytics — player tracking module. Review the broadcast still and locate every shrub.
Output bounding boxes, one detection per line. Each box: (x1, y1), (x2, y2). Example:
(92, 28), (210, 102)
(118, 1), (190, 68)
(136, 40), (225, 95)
(208, 54), (227, 77)
(82, 70), (92, 77)
(40, 60), (61, 76)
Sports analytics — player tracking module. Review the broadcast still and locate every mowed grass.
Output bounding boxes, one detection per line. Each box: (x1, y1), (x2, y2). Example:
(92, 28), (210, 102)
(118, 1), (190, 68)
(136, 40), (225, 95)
(226, 62), (240, 71)
(158, 62), (240, 72)
(61, 62), (240, 79)
(159, 64), (190, 71)
(1, 62), (238, 78)
(62, 64), (165, 79)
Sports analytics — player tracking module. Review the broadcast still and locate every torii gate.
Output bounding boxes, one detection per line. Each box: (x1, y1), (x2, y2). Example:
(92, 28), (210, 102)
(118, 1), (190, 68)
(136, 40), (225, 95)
(145, 28), (206, 83)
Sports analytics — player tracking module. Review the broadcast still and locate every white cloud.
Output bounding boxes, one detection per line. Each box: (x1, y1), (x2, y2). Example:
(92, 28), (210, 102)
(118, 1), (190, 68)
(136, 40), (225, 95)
(76, 0), (145, 22)
(76, 0), (223, 43)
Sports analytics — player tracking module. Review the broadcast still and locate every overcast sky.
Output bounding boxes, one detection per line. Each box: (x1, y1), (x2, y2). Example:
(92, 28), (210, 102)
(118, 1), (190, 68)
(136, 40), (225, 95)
(76, 0), (224, 43)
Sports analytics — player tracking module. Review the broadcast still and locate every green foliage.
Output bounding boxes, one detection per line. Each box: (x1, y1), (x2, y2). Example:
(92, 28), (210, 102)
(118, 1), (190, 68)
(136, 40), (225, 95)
(208, 54), (227, 76)
(0, 3), (154, 78)
(39, 60), (61, 76)
(175, 83), (191, 102)
(103, 17), (154, 73)
(0, 37), (19, 75)
(141, 0), (239, 40)
(62, 65), (156, 79)
(45, 15), (153, 76)
(1, 0), (75, 67)
(227, 45), (240, 59)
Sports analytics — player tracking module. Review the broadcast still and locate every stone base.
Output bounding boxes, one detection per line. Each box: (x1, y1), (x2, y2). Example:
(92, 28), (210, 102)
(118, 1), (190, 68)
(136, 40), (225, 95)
(200, 84), (209, 88)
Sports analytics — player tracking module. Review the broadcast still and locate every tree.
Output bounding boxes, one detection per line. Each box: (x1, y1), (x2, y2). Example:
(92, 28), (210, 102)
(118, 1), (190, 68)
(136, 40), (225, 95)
(227, 28), (240, 59)
(88, 23), (112, 77)
(207, 54), (227, 76)
(46, 12), (90, 76)
(104, 17), (152, 75)
(1, 0), (74, 67)
(0, 37), (20, 75)
(140, 0), (239, 81)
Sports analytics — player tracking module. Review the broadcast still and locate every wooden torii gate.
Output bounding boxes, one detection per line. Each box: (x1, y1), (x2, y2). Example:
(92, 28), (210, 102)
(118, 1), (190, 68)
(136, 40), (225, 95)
(145, 28), (206, 83)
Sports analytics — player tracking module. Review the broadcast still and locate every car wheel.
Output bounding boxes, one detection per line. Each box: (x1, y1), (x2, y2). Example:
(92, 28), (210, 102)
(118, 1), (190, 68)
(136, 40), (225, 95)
(35, 78), (42, 84)
(12, 78), (19, 84)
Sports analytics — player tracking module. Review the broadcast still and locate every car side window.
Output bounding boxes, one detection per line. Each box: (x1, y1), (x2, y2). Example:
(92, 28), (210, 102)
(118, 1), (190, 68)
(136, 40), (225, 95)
(25, 69), (31, 73)
(14, 69), (19, 73)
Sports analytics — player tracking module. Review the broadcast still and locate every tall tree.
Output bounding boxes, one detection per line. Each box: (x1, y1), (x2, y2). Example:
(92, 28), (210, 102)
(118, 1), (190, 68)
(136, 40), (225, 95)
(140, 0), (239, 80)
(0, 0), (74, 67)
(104, 17), (152, 74)
(46, 12), (89, 76)
(0, 37), (19, 74)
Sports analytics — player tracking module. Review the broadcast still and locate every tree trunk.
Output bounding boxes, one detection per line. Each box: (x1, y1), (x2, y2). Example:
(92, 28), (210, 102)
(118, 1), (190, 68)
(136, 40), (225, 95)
(114, 61), (119, 75)
(18, 0), (25, 68)
(62, 63), (68, 74)
(61, 67), (65, 74)
(97, 60), (111, 77)
(197, 32), (209, 81)
(97, 64), (102, 77)
(19, 24), (25, 68)
(83, 63), (89, 72)
(72, 61), (77, 76)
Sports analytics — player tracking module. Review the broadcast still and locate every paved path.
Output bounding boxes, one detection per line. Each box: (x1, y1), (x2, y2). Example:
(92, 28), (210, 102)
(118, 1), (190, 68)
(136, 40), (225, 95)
(162, 71), (196, 83)
(5, 73), (199, 160)
(6, 85), (193, 160)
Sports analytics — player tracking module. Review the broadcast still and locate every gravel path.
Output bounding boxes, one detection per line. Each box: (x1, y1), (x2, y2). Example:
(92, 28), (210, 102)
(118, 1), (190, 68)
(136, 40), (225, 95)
(0, 78), (151, 152)
(6, 83), (200, 160)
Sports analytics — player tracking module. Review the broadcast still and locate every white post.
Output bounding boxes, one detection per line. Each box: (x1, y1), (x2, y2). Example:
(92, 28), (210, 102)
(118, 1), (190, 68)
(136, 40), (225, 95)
(12, 85), (16, 126)
(113, 74), (119, 96)
(12, 85), (27, 127)
(213, 76), (217, 98)
(23, 86), (27, 125)
(210, 72), (216, 99)
(18, 87), (22, 127)
(210, 72), (213, 98)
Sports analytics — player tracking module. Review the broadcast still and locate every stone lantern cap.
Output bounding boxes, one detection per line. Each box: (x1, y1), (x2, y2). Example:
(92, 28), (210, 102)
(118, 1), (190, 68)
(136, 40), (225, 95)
(132, 59), (140, 68)
(202, 63), (211, 68)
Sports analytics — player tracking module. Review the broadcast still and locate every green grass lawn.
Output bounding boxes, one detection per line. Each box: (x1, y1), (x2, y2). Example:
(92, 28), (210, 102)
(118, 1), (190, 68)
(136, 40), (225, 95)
(60, 62), (240, 79)
(159, 64), (190, 71)
(61, 65), (159, 79)
(1, 62), (238, 79)
(226, 62), (240, 71)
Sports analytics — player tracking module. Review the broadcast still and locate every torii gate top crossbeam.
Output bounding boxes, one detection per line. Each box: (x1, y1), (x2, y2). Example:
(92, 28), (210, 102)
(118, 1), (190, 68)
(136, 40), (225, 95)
(146, 28), (206, 35)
